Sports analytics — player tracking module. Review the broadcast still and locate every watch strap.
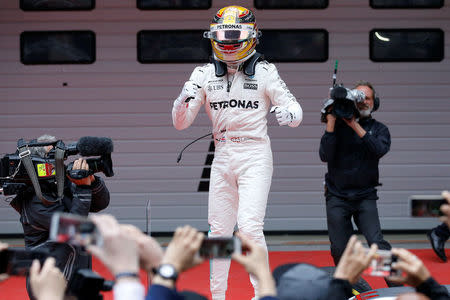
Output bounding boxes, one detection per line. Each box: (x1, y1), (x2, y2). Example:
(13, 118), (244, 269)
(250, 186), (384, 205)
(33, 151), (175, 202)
(115, 272), (139, 280)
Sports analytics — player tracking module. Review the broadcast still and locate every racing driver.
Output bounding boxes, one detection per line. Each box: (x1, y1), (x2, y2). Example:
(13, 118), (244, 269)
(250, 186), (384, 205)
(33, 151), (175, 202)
(172, 5), (303, 300)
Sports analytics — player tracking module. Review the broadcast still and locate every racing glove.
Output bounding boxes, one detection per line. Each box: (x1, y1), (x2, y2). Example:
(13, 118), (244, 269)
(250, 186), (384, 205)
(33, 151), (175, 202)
(270, 103), (303, 127)
(175, 80), (201, 108)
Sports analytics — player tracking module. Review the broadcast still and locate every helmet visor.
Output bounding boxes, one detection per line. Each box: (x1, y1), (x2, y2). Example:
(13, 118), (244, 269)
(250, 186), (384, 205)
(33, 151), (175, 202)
(212, 29), (252, 43)
(205, 24), (256, 44)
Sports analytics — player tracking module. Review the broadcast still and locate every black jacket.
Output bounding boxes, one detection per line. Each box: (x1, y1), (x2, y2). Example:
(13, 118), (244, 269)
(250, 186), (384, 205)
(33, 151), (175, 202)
(416, 277), (450, 300)
(11, 176), (110, 294)
(319, 117), (390, 201)
(11, 176), (110, 248)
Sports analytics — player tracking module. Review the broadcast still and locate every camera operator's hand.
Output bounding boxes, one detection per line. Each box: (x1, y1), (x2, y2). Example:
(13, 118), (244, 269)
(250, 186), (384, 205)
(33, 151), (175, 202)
(232, 232), (276, 298)
(342, 117), (367, 138)
(120, 224), (163, 274)
(321, 98), (334, 121)
(333, 235), (378, 284)
(87, 214), (139, 280)
(440, 190), (450, 228)
(388, 248), (431, 287)
(326, 110), (336, 123)
(320, 98), (336, 131)
(342, 116), (357, 127)
(67, 158), (95, 186)
(30, 257), (67, 300)
(325, 108), (336, 133)
(0, 242), (9, 282)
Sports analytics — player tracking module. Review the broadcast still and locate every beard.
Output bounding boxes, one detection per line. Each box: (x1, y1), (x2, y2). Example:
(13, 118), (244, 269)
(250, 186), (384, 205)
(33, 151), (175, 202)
(358, 108), (371, 118)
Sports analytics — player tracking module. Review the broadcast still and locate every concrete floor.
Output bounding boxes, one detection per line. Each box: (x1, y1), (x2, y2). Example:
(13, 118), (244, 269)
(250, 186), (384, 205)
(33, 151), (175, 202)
(1, 232), (446, 252)
(146, 231), (446, 250)
(263, 232), (442, 251)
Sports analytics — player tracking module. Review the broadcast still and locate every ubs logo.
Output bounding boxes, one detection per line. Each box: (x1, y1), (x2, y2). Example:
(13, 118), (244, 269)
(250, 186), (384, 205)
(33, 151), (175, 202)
(208, 84), (224, 92)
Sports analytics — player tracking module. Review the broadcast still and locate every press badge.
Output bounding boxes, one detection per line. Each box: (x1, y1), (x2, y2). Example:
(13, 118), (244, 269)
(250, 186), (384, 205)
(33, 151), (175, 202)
(36, 163), (55, 177)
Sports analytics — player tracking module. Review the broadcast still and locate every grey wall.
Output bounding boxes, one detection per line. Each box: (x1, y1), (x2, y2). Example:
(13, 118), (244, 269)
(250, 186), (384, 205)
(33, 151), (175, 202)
(1, 0), (449, 233)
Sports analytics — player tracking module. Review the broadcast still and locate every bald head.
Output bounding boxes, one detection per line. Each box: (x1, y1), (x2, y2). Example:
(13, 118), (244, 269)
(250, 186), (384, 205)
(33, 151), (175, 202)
(397, 292), (430, 300)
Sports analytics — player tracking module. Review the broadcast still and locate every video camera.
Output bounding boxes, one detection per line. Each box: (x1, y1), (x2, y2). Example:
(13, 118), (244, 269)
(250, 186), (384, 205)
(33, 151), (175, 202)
(67, 269), (114, 300)
(0, 136), (114, 196)
(0, 248), (50, 275)
(321, 85), (366, 122)
(320, 60), (366, 122)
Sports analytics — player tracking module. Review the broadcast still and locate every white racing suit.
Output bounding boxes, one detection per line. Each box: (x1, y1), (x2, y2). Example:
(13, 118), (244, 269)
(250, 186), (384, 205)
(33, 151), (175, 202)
(172, 60), (302, 300)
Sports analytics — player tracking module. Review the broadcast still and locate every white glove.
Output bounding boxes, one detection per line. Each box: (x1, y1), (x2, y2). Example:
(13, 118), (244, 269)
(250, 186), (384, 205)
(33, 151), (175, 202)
(270, 104), (302, 127)
(176, 80), (200, 105)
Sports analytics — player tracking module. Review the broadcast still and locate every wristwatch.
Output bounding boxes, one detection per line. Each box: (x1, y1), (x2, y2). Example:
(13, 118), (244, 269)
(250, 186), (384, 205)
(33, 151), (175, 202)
(153, 264), (178, 281)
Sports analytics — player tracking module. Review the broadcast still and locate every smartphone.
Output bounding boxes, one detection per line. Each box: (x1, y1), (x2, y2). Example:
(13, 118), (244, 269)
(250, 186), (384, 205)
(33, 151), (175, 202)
(363, 249), (401, 277)
(49, 212), (102, 247)
(199, 236), (242, 259)
(0, 249), (49, 275)
(410, 195), (446, 217)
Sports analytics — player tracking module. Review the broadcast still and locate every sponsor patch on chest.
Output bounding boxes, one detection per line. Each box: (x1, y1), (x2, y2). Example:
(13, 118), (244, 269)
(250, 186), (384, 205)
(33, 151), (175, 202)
(243, 83), (258, 90)
(209, 99), (259, 110)
(208, 84), (224, 92)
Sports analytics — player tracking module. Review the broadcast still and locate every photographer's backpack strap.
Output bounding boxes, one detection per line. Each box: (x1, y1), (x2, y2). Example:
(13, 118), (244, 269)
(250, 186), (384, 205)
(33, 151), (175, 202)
(17, 139), (64, 206)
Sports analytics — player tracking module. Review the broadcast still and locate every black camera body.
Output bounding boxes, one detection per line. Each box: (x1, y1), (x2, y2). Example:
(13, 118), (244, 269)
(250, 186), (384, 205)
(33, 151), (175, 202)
(67, 269), (114, 300)
(0, 248), (50, 275)
(0, 153), (54, 195)
(321, 85), (366, 122)
(0, 136), (114, 196)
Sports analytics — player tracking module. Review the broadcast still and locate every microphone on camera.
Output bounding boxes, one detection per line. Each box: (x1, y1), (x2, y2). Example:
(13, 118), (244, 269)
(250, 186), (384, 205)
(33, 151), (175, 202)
(76, 137), (114, 156)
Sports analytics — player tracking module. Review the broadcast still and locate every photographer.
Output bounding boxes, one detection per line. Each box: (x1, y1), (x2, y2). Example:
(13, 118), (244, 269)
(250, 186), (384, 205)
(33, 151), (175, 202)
(427, 190), (450, 262)
(29, 257), (67, 300)
(87, 214), (278, 300)
(319, 81), (394, 284)
(147, 227), (278, 300)
(388, 248), (450, 299)
(8, 134), (110, 298)
(324, 236), (449, 300)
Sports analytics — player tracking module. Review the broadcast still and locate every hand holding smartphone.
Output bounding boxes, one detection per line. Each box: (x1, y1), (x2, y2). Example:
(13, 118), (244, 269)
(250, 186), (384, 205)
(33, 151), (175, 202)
(198, 236), (242, 259)
(0, 249), (49, 276)
(50, 212), (102, 247)
(410, 195), (446, 217)
(363, 249), (402, 277)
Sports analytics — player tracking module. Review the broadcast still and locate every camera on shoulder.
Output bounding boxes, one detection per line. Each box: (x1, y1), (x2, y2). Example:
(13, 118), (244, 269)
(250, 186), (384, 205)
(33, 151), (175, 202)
(0, 136), (114, 198)
(321, 85), (366, 122)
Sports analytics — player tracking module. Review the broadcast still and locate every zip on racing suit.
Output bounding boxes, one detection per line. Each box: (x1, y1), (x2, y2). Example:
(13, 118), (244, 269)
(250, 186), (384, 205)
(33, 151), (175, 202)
(172, 54), (303, 300)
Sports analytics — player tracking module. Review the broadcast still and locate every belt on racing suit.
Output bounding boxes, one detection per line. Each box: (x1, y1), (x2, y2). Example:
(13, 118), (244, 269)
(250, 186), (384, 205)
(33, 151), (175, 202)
(176, 129), (226, 163)
(215, 136), (252, 143)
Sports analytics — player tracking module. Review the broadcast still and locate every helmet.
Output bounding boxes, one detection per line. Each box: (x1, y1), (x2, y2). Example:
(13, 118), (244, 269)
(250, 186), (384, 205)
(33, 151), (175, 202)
(203, 5), (260, 64)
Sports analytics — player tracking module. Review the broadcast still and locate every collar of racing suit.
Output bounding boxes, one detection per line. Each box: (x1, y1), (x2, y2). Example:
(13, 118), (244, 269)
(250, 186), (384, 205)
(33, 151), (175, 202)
(211, 52), (264, 77)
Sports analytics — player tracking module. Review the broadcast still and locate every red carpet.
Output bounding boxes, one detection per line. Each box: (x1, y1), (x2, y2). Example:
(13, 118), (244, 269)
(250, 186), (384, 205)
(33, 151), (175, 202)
(0, 249), (448, 300)
(176, 249), (450, 299)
